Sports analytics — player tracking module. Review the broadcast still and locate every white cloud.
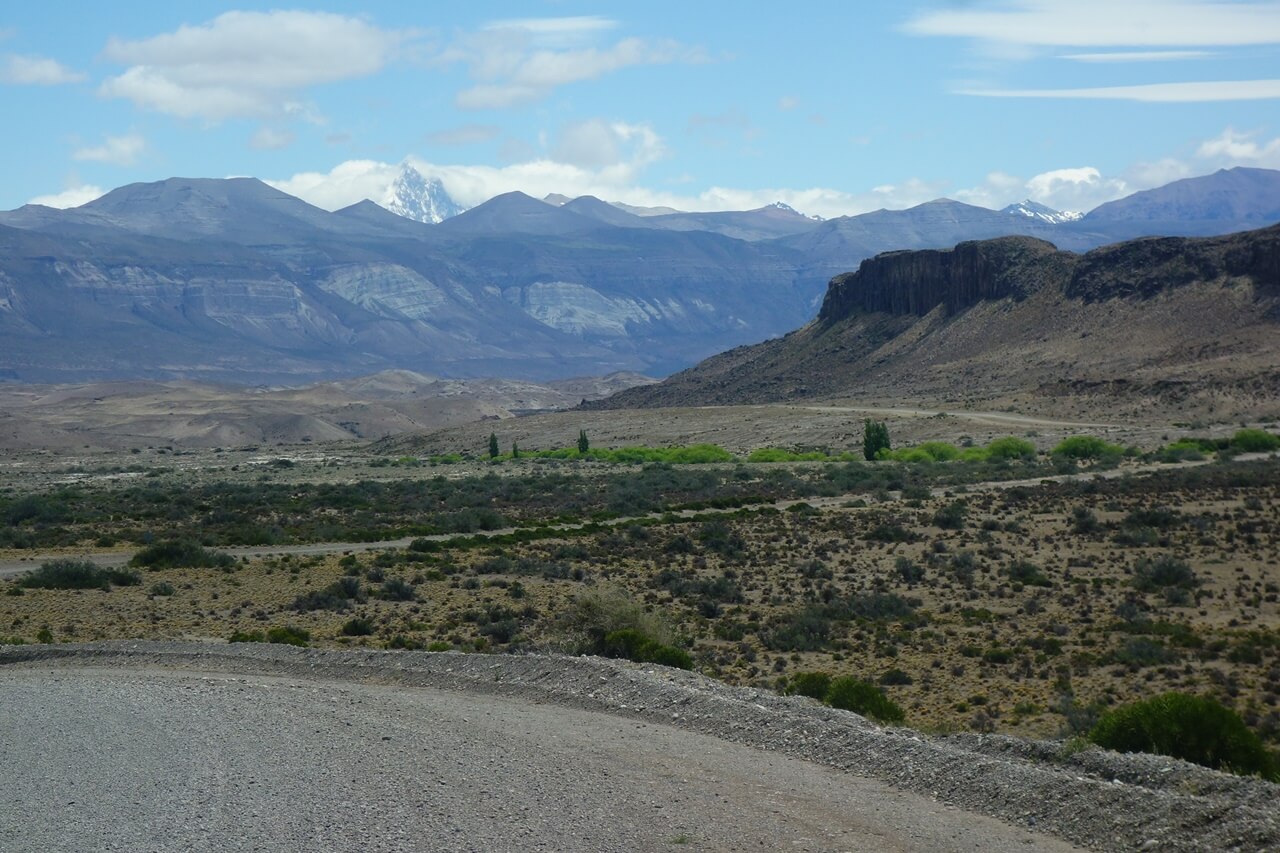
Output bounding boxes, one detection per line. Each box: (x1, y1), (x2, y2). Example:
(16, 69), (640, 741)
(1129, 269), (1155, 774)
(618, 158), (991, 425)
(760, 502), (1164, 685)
(959, 79), (1280, 102)
(1024, 166), (1129, 210)
(777, 95), (799, 111)
(1, 54), (85, 85)
(426, 124), (501, 146)
(99, 10), (408, 121)
(267, 153), (954, 221)
(249, 127), (296, 150)
(438, 17), (704, 109)
(28, 185), (105, 208)
(72, 132), (146, 165)
(1196, 126), (1280, 167)
(551, 119), (665, 171)
(904, 1), (1280, 47)
(1061, 50), (1212, 62)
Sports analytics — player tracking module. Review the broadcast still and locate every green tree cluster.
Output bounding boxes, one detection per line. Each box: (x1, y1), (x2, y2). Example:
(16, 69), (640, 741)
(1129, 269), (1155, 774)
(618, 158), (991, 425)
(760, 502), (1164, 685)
(863, 420), (890, 461)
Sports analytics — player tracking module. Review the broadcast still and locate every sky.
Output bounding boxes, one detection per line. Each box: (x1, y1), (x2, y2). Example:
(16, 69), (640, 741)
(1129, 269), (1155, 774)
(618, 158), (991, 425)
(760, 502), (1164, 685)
(3, 1), (1279, 218)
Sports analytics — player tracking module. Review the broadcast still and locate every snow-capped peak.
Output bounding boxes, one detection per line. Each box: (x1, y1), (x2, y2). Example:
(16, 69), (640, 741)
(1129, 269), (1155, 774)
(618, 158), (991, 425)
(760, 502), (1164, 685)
(381, 165), (465, 224)
(765, 201), (824, 221)
(1000, 199), (1082, 225)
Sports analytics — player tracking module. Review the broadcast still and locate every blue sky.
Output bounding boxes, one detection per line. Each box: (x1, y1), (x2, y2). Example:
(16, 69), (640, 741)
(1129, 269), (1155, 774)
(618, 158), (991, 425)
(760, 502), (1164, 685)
(3, 1), (1279, 217)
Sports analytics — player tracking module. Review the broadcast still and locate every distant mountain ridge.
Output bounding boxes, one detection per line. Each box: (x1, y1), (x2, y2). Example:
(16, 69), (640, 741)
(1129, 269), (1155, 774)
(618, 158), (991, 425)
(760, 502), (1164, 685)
(0, 167), (1277, 385)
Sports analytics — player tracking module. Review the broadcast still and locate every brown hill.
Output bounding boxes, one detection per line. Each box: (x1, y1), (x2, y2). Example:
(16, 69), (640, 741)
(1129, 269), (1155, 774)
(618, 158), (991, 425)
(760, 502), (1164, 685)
(587, 226), (1280, 421)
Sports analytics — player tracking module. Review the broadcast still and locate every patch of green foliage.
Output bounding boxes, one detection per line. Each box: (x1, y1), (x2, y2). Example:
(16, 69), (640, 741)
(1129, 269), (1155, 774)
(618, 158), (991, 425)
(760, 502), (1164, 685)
(229, 625), (310, 647)
(1230, 429), (1280, 453)
(783, 672), (905, 723)
(825, 676), (906, 723)
(1089, 692), (1278, 781)
(601, 628), (693, 670)
(17, 559), (140, 590)
(130, 540), (235, 570)
(863, 420), (891, 461)
(1051, 435), (1125, 460)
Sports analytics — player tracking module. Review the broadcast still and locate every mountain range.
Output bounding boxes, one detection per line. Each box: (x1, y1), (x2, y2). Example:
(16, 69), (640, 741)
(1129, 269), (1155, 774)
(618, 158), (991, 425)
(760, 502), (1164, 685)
(0, 167), (1277, 385)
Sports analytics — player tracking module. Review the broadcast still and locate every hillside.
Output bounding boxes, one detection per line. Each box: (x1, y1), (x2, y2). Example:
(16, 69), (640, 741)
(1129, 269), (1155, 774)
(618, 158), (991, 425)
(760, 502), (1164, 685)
(589, 225), (1280, 420)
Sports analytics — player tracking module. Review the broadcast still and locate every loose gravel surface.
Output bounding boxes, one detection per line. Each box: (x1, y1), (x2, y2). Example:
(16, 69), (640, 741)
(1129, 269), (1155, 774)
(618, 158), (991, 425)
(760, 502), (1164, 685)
(1, 643), (1277, 852)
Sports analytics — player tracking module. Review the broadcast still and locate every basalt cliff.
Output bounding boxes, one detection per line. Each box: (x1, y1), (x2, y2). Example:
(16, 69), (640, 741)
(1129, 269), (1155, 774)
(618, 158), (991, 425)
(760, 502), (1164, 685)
(587, 225), (1280, 419)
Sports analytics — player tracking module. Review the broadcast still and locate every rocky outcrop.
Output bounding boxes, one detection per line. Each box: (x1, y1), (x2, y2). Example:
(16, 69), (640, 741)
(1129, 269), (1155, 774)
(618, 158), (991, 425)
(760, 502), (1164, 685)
(591, 223), (1280, 411)
(1067, 226), (1280, 301)
(817, 236), (1067, 322)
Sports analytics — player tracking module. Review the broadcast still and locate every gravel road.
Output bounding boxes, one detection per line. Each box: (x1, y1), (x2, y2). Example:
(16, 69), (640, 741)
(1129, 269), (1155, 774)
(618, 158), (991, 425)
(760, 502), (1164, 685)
(2, 643), (1277, 852)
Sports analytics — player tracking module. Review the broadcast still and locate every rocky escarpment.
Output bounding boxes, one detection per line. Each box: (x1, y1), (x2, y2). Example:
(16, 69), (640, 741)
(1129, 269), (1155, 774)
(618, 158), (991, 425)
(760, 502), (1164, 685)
(1067, 225), (1280, 302)
(587, 224), (1280, 413)
(817, 236), (1068, 322)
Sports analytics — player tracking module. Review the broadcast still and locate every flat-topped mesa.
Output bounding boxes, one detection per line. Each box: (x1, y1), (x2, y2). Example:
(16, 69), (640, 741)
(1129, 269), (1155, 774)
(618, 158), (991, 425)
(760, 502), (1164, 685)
(817, 236), (1065, 322)
(1066, 224), (1280, 302)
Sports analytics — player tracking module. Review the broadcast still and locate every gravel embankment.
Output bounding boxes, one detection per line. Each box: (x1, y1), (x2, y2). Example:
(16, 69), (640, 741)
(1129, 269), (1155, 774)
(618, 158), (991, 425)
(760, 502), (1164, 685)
(2, 642), (1277, 852)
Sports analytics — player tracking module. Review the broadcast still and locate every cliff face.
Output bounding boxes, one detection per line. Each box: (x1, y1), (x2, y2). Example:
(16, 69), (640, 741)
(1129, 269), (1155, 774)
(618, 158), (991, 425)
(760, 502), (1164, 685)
(817, 237), (1067, 322)
(591, 224), (1280, 412)
(1067, 226), (1280, 301)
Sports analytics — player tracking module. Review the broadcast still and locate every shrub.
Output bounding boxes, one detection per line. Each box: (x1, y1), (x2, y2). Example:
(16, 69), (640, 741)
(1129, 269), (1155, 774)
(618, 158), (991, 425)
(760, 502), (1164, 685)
(341, 616), (376, 636)
(601, 628), (692, 670)
(378, 577), (417, 602)
(1230, 429), (1280, 453)
(294, 577), (364, 612)
(824, 676), (905, 723)
(933, 500), (967, 530)
(1155, 440), (1205, 463)
(130, 540), (235, 570)
(265, 625), (311, 647)
(1052, 435), (1124, 460)
(985, 436), (1037, 460)
(1132, 556), (1199, 593)
(761, 606), (832, 652)
(787, 671), (833, 700)
(1089, 692), (1278, 780)
(879, 668), (914, 685)
(18, 559), (140, 591)
(1007, 560), (1052, 587)
(557, 586), (674, 654)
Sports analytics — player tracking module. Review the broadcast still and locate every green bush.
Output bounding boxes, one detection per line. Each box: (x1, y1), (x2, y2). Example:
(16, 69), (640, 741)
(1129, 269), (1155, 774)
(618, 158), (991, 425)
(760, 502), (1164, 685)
(266, 625), (311, 646)
(1052, 435), (1124, 460)
(18, 559), (140, 591)
(341, 616), (375, 636)
(601, 628), (692, 670)
(787, 671), (833, 700)
(130, 540), (235, 570)
(1089, 692), (1278, 780)
(1230, 429), (1280, 453)
(1132, 556), (1199, 593)
(985, 436), (1037, 460)
(1154, 440), (1206, 463)
(558, 586), (675, 654)
(824, 676), (906, 723)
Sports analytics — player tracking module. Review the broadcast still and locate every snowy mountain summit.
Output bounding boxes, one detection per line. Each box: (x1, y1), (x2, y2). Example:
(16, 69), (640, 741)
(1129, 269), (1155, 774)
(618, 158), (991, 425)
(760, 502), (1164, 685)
(1000, 199), (1082, 225)
(765, 201), (823, 221)
(383, 165), (465, 224)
